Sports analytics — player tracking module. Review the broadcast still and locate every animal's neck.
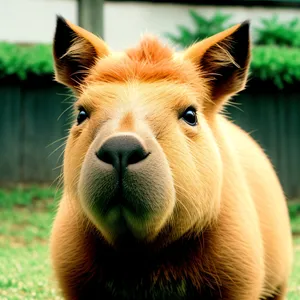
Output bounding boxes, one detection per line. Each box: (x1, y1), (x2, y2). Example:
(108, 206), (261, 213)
(93, 227), (209, 280)
(87, 227), (218, 299)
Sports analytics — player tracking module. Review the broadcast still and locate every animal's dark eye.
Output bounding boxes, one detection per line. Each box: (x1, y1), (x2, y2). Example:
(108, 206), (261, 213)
(77, 108), (88, 125)
(181, 107), (198, 126)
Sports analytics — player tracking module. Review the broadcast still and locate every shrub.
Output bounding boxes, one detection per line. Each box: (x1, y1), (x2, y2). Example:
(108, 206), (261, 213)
(166, 10), (233, 48)
(255, 15), (300, 47)
(252, 46), (300, 89)
(0, 42), (53, 80)
(165, 10), (300, 89)
(166, 10), (300, 48)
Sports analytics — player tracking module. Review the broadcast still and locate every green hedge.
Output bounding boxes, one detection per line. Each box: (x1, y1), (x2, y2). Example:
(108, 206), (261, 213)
(252, 46), (300, 89)
(0, 42), (300, 89)
(255, 16), (300, 47)
(166, 11), (300, 49)
(0, 43), (53, 80)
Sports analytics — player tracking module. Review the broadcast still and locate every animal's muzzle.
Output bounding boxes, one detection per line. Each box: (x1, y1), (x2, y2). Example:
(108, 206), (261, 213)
(96, 135), (150, 177)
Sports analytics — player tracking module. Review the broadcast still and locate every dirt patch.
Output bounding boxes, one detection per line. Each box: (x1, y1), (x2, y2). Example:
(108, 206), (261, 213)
(11, 223), (30, 230)
(0, 234), (49, 248)
(14, 198), (55, 213)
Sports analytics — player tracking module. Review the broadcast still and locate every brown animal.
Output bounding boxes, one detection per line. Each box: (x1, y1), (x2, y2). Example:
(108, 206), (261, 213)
(50, 16), (293, 300)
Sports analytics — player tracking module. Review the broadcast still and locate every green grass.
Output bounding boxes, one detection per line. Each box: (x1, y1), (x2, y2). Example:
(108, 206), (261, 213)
(0, 245), (61, 299)
(0, 187), (300, 299)
(0, 186), (61, 299)
(288, 236), (300, 299)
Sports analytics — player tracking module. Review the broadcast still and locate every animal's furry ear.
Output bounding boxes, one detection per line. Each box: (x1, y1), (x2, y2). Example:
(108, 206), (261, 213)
(183, 21), (251, 114)
(53, 16), (110, 91)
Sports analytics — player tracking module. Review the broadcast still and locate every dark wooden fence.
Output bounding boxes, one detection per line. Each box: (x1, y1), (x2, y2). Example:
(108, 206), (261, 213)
(1, 77), (70, 185)
(1, 77), (299, 199)
(227, 82), (300, 199)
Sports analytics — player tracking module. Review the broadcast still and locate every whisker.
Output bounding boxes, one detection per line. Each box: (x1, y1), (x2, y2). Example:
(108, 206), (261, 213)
(48, 141), (67, 159)
(57, 104), (74, 121)
(46, 136), (68, 148)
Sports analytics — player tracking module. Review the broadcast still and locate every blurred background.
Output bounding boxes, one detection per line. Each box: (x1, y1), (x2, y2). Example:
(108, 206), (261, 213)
(0, 0), (300, 299)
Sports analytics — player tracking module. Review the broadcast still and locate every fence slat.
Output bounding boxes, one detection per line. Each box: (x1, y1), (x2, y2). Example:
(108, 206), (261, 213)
(228, 87), (300, 199)
(0, 84), (22, 183)
(21, 80), (69, 183)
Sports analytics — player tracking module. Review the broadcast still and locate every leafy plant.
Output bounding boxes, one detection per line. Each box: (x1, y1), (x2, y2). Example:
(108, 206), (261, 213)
(166, 10), (300, 48)
(255, 15), (300, 47)
(165, 10), (300, 88)
(0, 42), (53, 80)
(251, 46), (300, 89)
(166, 10), (233, 48)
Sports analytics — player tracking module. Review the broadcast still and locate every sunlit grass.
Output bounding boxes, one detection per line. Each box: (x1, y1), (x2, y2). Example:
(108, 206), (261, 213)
(0, 245), (62, 300)
(288, 236), (300, 299)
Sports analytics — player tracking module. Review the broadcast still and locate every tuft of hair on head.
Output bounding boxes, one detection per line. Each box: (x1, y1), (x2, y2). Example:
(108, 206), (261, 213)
(126, 34), (174, 64)
(183, 20), (251, 115)
(52, 15), (110, 93)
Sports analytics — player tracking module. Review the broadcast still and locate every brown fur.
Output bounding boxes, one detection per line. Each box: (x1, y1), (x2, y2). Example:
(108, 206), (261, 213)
(50, 17), (293, 300)
(84, 40), (207, 97)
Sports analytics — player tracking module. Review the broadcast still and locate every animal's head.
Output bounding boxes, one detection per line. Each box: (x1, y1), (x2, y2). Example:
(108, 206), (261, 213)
(53, 16), (251, 248)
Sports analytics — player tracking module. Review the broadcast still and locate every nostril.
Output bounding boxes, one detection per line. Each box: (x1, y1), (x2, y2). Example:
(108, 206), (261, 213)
(96, 135), (149, 171)
(96, 148), (116, 165)
(127, 149), (150, 165)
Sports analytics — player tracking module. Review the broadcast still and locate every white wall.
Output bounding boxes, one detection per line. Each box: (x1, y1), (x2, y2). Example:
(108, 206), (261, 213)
(104, 2), (300, 50)
(0, 0), (298, 50)
(0, 0), (77, 44)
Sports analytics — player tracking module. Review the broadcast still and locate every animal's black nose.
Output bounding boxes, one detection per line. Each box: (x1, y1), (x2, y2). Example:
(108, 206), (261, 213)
(96, 135), (149, 174)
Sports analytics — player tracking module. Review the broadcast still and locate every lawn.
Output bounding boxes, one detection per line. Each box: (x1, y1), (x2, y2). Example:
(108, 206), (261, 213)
(0, 187), (299, 299)
(0, 186), (62, 299)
